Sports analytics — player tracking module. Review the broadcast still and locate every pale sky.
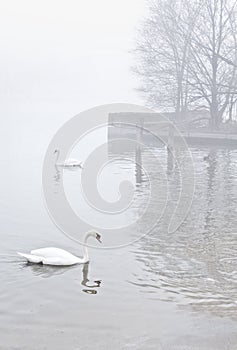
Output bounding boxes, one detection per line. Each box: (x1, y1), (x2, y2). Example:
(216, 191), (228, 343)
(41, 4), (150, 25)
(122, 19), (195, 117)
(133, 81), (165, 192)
(1, 0), (147, 118)
(0, 0), (149, 156)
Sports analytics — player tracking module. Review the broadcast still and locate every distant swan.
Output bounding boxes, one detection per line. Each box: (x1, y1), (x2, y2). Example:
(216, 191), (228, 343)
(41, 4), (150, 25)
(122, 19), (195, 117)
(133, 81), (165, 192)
(54, 149), (83, 168)
(17, 231), (101, 266)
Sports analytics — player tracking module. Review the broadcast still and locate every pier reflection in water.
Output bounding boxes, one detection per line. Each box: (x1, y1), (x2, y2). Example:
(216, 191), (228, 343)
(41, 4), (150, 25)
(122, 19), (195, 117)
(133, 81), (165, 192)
(1, 129), (237, 349)
(109, 139), (237, 319)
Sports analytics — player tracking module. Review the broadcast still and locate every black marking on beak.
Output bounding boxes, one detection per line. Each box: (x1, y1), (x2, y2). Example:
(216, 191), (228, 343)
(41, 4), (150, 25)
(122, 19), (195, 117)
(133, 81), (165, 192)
(96, 233), (102, 243)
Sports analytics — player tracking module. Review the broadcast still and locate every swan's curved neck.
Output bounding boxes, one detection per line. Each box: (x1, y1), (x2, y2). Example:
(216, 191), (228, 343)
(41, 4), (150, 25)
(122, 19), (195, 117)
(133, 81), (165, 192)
(82, 232), (92, 262)
(55, 150), (60, 163)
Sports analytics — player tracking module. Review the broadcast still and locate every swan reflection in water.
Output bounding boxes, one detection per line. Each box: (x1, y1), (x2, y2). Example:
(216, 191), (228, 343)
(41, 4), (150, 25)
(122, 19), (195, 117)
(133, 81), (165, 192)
(20, 261), (77, 277)
(20, 262), (102, 294)
(81, 263), (102, 294)
(53, 163), (82, 194)
(54, 165), (61, 184)
(53, 165), (62, 195)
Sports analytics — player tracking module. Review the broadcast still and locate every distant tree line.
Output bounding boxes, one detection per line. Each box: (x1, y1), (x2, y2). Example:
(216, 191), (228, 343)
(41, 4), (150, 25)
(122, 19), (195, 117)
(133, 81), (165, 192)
(134, 0), (237, 130)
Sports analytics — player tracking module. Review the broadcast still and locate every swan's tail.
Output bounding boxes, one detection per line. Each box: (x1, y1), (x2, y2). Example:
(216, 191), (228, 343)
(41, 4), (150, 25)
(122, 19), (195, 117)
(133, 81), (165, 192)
(17, 252), (43, 263)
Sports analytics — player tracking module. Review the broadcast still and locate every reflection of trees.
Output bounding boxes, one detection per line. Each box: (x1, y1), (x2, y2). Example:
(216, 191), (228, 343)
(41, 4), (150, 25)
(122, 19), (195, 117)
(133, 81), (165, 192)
(131, 225), (237, 318)
(167, 148), (174, 175)
(204, 149), (218, 231)
(202, 150), (219, 286)
(135, 146), (142, 186)
(222, 149), (237, 232)
(108, 127), (237, 318)
(129, 149), (237, 319)
(202, 148), (237, 234)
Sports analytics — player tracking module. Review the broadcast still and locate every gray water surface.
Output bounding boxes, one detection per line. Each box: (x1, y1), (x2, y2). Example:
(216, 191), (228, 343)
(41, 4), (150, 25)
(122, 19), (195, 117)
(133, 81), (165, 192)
(1, 146), (237, 350)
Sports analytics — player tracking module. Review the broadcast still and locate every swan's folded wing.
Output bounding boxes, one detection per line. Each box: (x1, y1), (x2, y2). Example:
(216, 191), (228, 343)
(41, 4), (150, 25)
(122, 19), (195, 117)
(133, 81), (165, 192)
(42, 257), (75, 266)
(31, 247), (64, 258)
(17, 252), (43, 263)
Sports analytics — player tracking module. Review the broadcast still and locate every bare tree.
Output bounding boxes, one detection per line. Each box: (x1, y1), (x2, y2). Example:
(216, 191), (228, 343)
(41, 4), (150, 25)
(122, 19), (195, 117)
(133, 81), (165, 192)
(134, 0), (237, 129)
(188, 0), (237, 129)
(134, 0), (200, 116)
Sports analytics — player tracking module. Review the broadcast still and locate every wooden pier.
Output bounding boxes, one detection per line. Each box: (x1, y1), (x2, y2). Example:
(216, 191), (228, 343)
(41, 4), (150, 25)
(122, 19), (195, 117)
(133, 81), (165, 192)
(108, 112), (237, 148)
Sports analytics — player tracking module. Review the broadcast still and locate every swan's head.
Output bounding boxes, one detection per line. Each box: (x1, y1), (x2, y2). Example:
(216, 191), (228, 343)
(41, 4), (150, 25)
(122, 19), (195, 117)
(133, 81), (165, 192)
(91, 231), (102, 243)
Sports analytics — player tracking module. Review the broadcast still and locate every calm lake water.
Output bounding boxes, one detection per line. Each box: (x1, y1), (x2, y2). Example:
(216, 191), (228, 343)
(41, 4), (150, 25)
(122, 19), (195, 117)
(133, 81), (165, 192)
(1, 139), (237, 349)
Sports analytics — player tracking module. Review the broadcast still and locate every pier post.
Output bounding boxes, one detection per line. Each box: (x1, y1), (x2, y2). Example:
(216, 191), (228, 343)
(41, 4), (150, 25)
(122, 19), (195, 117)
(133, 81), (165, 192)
(168, 124), (175, 151)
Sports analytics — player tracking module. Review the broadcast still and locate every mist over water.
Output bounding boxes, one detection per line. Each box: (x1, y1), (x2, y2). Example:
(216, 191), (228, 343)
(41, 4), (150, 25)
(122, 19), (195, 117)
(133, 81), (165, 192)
(1, 0), (237, 348)
(1, 129), (237, 348)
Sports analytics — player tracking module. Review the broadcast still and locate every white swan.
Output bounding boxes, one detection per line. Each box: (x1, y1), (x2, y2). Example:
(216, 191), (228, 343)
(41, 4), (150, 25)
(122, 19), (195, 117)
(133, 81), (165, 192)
(54, 149), (83, 168)
(17, 231), (101, 266)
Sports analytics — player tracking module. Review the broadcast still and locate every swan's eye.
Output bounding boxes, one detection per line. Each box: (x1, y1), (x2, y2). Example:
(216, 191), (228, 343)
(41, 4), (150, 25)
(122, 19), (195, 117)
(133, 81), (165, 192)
(96, 233), (102, 243)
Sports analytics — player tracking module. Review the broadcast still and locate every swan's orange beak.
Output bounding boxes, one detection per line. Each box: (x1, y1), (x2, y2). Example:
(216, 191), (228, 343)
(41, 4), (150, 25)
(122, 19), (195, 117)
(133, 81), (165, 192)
(96, 233), (102, 243)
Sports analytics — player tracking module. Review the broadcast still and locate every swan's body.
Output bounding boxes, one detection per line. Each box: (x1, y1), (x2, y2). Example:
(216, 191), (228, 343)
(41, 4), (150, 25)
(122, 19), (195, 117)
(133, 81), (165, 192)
(54, 149), (83, 169)
(17, 231), (101, 266)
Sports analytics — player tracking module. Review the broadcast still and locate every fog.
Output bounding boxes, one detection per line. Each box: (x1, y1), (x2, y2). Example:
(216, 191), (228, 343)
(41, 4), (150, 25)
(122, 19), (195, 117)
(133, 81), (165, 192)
(0, 0), (146, 157)
(1, 1), (237, 349)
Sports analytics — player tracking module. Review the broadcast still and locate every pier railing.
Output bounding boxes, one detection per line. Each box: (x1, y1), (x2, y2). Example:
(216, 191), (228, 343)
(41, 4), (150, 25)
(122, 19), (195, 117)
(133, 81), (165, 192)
(108, 112), (237, 148)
